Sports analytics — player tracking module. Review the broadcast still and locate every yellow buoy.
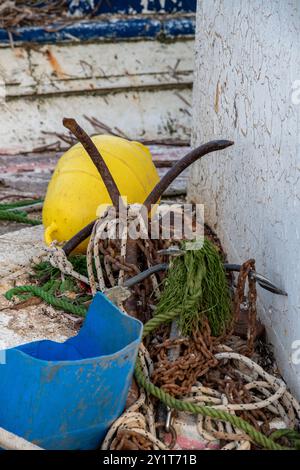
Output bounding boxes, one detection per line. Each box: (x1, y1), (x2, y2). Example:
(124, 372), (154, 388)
(42, 135), (160, 252)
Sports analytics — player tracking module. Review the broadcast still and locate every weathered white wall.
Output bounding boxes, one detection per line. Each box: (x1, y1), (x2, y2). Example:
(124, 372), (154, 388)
(189, 0), (300, 397)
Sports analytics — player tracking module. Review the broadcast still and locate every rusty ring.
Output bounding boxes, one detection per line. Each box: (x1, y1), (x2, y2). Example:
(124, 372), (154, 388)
(155, 422), (177, 449)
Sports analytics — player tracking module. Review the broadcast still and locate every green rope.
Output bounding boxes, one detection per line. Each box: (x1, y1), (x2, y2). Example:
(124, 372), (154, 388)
(269, 429), (300, 449)
(143, 310), (178, 334)
(0, 199), (43, 210)
(5, 285), (87, 317)
(0, 210), (42, 226)
(0, 198), (43, 225)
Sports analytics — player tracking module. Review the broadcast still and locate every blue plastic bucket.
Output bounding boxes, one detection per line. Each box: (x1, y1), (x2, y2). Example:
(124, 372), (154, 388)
(0, 292), (142, 449)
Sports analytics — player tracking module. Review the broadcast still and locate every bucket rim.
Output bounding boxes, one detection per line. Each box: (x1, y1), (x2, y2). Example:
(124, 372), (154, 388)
(3, 335), (142, 366)
(1, 292), (143, 366)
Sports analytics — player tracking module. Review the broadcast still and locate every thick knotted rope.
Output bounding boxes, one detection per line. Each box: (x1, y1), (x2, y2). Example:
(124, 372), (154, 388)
(101, 344), (166, 450)
(46, 244), (91, 286)
(86, 204), (147, 295)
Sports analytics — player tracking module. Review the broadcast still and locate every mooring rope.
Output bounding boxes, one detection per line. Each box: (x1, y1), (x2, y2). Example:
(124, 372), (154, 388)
(86, 204), (152, 296)
(134, 358), (289, 450)
(133, 310), (296, 451)
(103, 343), (298, 451)
(212, 352), (287, 411)
(44, 244), (91, 286)
(5, 285), (87, 317)
(195, 394), (251, 450)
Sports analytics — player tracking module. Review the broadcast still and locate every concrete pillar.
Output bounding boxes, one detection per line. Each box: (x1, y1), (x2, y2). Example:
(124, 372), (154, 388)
(189, 0), (300, 397)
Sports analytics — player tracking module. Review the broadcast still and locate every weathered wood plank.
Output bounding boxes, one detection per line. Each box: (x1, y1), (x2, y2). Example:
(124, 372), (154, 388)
(0, 88), (191, 153)
(0, 146), (190, 171)
(0, 36), (193, 152)
(0, 40), (193, 98)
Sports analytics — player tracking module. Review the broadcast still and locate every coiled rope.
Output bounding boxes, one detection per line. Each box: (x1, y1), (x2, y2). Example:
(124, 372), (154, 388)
(101, 344), (166, 450)
(134, 359), (288, 450)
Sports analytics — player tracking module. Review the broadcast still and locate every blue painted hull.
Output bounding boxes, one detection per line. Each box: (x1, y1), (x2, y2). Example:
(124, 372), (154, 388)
(0, 17), (195, 44)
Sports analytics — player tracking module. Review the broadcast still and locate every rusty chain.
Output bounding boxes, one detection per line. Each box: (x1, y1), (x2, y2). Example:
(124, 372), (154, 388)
(149, 320), (218, 397)
(201, 362), (275, 439)
(233, 259), (258, 355)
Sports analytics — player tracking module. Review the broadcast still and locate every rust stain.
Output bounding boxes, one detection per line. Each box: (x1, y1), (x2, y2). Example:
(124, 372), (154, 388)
(45, 48), (66, 79)
(14, 47), (26, 59)
(214, 80), (220, 114)
(43, 364), (61, 383)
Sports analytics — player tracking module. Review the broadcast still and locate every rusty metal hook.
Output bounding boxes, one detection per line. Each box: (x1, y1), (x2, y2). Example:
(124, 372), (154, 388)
(143, 140), (233, 212)
(63, 118), (121, 209)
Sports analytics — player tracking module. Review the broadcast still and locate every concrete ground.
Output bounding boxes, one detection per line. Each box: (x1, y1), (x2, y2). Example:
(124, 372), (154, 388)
(0, 226), (79, 349)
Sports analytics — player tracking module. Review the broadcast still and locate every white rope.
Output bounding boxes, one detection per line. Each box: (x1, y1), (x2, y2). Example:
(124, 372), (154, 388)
(85, 204), (145, 295)
(47, 243), (91, 286)
(33, 204), (161, 312)
(101, 344), (167, 450)
(182, 351), (300, 450)
(213, 352), (287, 411)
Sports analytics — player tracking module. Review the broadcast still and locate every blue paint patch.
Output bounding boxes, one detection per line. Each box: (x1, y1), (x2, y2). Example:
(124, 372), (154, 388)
(164, 17), (196, 36)
(67, 0), (196, 15)
(0, 19), (161, 44)
(147, 0), (196, 13)
(0, 17), (195, 44)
